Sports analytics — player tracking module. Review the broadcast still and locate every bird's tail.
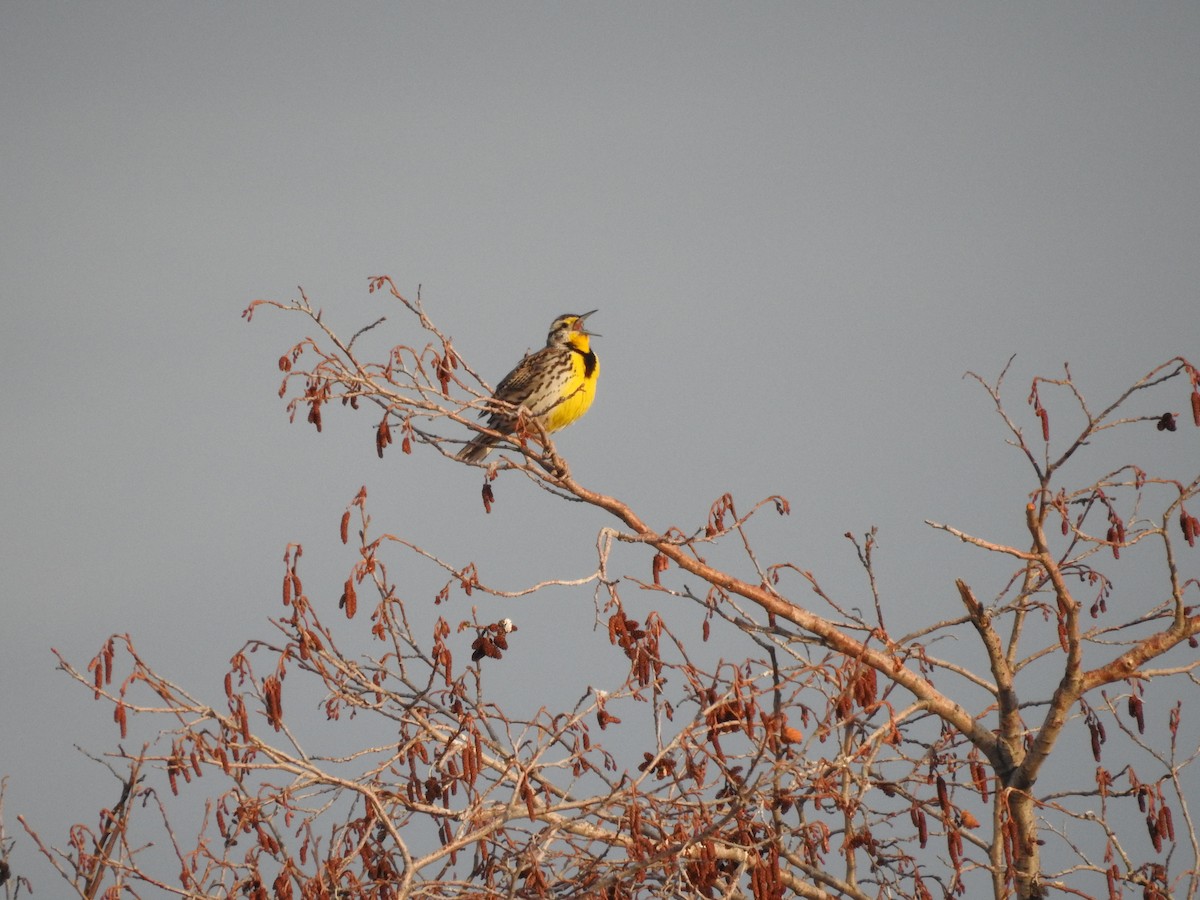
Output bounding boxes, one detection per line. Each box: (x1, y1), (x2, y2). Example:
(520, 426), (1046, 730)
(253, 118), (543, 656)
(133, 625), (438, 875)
(456, 433), (498, 463)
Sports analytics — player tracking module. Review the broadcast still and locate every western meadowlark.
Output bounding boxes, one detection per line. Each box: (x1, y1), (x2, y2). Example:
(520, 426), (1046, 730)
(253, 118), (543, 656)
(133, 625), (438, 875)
(456, 311), (599, 463)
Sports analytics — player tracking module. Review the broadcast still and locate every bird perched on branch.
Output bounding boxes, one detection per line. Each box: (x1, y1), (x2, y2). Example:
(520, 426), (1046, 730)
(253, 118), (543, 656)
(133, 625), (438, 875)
(456, 311), (599, 463)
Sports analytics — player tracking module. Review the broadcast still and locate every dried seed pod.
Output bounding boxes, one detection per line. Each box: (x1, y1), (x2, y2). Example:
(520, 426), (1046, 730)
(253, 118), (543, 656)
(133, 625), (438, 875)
(1161, 805), (1175, 842)
(936, 775), (951, 814)
(970, 759), (989, 803)
(237, 698), (251, 742)
(910, 806), (928, 848)
(1148, 812), (1163, 853)
(1192, 390), (1200, 427)
(470, 637), (491, 662)
(1181, 512), (1197, 547)
(947, 826), (963, 868)
(375, 418), (392, 458)
(436, 353), (453, 394)
(1128, 693), (1145, 734)
(652, 552), (669, 585)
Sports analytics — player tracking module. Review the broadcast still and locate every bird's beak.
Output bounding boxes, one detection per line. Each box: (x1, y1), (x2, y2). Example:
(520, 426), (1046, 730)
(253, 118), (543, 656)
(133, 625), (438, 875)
(575, 309), (600, 337)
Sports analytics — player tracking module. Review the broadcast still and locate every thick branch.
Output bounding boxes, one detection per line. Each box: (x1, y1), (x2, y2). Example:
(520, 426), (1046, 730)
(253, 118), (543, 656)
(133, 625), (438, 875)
(560, 472), (1004, 768)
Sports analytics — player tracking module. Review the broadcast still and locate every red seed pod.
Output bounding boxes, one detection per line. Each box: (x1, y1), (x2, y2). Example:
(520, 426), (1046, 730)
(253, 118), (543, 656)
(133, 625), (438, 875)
(970, 760), (990, 803)
(936, 775), (951, 813)
(1161, 805), (1175, 842)
(1037, 406), (1050, 441)
(376, 419), (391, 459)
(340, 510), (351, 544)
(237, 699), (251, 742)
(947, 826), (963, 868)
(1191, 390), (1200, 427)
(1129, 693), (1145, 734)
(1089, 721), (1102, 762)
(264, 677), (283, 732)
(652, 552), (669, 585)
(341, 579), (357, 619)
(911, 806), (928, 848)
(482, 483), (494, 514)
(1148, 813), (1163, 853)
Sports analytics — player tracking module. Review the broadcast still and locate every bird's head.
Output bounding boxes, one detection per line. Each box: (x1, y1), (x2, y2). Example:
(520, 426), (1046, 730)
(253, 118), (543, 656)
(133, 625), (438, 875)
(546, 310), (599, 350)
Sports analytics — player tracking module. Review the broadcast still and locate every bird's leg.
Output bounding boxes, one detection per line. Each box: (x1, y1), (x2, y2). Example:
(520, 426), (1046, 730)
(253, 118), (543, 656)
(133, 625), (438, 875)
(511, 406), (536, 453)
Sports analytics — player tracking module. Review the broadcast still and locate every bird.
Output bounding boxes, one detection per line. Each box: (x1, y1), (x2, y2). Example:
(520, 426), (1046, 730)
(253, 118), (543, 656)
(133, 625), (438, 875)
(456, 311), (599, 463)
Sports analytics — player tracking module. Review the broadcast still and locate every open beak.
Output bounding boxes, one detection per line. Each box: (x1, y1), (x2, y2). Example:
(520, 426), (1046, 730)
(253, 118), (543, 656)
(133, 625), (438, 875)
(575, 309), (600, 337)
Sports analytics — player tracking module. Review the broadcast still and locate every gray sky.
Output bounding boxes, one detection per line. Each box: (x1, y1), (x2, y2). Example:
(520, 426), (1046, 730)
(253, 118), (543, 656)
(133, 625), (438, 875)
(3, 2), (1198, 887)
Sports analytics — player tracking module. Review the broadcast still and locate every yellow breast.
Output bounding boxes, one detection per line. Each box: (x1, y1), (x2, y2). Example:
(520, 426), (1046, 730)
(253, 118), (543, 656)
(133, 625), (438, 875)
(540, 338), (598, 434)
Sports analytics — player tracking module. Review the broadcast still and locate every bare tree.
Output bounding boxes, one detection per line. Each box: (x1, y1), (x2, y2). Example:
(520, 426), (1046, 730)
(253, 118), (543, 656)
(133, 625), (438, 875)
(22, 279), (1200, 899)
